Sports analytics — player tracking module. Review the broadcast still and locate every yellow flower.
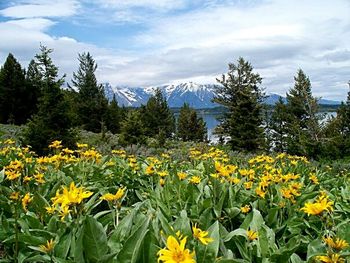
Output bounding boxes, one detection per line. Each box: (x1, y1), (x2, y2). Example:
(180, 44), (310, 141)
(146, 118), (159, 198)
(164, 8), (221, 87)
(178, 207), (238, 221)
(300, 194), (333, 216)
(100, 187), (126, 202)
(51, 182), (93, 209)
(39, 239), (55, 253)
(160, 178), (166, 187)
(49, 140), (62, 149)
(45, 206), (56, 214)
(316, 253), (345, 263)
(323, 236), (349, 250)
(240, 205), (251, 214)
(309, 173), (319, 184)
(145, 164), (155, 175)
(189, 176), (201, 185)
(23, 175), (32, 183)
(5, 170), (21, 180)
(22, 193), (33, 211)
(192, 224), (213, 245)
(177, 172), (187, 180)
(244, 181), (253, 190)
(247, 229), (258, 241)
(61, 148), (74, 155)
(77, 143), (88, 148)
(158, 171), (169, 177)
(34, 173), (45, 184)
(157, 235), (195, 263)
(59, 205), (71, 221)
(10, 191), (20, 200)
(255, 186), (266, 199)
(229, 177), (240, 184)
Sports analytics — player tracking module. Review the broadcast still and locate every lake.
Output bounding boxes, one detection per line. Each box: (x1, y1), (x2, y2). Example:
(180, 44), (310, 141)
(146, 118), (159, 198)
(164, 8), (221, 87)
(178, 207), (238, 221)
(198, 111), (337, 142)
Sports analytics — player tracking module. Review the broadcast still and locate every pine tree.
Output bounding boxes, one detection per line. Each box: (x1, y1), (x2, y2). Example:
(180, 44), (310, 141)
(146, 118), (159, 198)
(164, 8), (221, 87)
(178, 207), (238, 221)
(25, 59), (42, 119)
(213, 57), (265, 152)
(23, 46), (75, 154)
(0, 53), (28, 124)
(70, 52), (108, 133)
(119, 110), (146, 146)
(177, 103), (207, 142)
(106, 95), (121, 134)
(285, 69), (321, 156)
(270, 98), (289, 152)
(141, 88), (175, 139)
(325, 81), (350, 157)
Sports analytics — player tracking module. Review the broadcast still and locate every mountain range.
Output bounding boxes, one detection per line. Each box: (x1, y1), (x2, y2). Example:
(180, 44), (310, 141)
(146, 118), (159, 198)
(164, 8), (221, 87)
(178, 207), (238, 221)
(103, 82), (340, 108)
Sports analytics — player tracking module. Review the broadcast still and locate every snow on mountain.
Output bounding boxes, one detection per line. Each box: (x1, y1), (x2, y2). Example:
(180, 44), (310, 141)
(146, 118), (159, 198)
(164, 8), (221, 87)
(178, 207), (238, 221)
(103, 82), (340, 108)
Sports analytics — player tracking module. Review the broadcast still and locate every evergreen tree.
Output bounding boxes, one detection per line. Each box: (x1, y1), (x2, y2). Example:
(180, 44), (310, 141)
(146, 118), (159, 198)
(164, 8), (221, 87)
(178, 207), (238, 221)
(270, 98), (289, 152)
(213, 57), (265, 152)
(119, 110), (146, 146)
(23, 46), (75, 154)
(70, 52), (108, 133)
(285, 69), (321, 157)
(25, 59), (42, 119)
(325, 81), (350, 157)
(177, 103), (207, 142)
(141, 88), (175, 139)
(106, 95), (122, 134)
(0, 53), (28, 124)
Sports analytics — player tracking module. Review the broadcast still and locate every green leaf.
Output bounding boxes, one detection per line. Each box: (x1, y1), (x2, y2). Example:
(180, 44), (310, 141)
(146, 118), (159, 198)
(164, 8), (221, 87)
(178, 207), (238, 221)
(198, 221), (220, 263)
(83, 216), (109, 262)
(306, 239), (325, 261)
(116, 216), (150, 263)
(73, 227), (85, 263)
(290, 253), (305, 263)
(224, 228), (247, 242)
(55, 232), (72, 259)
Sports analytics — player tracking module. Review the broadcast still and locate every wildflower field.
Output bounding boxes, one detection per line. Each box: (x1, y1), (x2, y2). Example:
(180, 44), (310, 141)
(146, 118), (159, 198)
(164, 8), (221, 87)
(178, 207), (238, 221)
(0, 139), (349, 263)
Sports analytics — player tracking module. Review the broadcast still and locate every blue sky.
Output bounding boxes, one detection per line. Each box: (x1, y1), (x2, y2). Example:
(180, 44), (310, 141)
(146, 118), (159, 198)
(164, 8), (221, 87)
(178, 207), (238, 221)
(0, 0), (349, 100)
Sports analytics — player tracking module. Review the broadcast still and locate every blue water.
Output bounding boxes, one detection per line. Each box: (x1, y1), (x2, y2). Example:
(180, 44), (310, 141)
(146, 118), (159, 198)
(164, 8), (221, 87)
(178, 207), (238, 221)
(199, 111), (337, 142)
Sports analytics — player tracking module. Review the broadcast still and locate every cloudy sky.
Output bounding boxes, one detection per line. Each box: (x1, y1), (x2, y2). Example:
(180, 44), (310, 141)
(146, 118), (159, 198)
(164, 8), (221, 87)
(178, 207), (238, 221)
(0, 0), (349, 100)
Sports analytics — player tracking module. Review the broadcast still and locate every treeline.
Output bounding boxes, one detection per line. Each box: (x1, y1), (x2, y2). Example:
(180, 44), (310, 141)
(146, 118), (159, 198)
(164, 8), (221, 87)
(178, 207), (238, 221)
(0, 46), (206, 154)
(1, 47), (349, 159)
(214, 57), (350, 160)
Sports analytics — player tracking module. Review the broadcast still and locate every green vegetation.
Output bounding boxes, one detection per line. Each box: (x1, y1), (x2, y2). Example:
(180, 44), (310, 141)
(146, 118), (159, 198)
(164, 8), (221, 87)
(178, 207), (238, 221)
(0, 47), (349, 159)
(177, 103), (207, 142)
(0, 140), (349, 262)
(213, 57), (265, 152)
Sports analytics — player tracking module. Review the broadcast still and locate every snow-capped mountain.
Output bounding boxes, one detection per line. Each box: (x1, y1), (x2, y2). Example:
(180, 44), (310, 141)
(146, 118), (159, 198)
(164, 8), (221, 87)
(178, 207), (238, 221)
(103, 82), (219, 108)
(102, 82), (340, 108)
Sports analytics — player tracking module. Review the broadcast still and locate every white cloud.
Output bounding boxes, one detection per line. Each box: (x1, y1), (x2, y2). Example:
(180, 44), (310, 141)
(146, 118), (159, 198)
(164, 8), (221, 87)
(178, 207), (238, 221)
(0, 0), (80, 18)
(5, 18), (55, 31)
(0, 0), (349, 100)
(95, 0), (188, 11)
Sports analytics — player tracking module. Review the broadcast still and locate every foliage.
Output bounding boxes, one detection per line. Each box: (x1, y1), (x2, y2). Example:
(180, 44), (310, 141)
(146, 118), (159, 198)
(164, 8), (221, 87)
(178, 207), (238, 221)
(270, 97), (289, 152)
(285, 70), (322, 158)
(119, 110), (147, 146)
(213, 57), (265, 152)
(106, 95), (123, 134)
(177, 103), (207, 142)
(141, 88), (175, 140)
(0, 54), (37, 125)
(323, 84), (350, 158)
(70, 52), (109, 133)
(0, 139), (349, 262)
(22, 46), (76, 154)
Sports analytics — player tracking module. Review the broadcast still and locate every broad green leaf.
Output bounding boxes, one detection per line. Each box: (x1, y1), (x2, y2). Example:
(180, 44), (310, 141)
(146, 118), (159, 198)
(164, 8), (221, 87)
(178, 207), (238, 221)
(55, 232), (72, 259)
(83, 216), (109, 262)
(116, 216), (150, 263)
(197, 221), (220, 263)
(224, 228), (247, 242)
(306, 239), (325, 261)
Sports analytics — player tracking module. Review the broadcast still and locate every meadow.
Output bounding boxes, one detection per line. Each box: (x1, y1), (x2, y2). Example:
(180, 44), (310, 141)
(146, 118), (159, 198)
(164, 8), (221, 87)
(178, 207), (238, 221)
(0, 139), (349, 262)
